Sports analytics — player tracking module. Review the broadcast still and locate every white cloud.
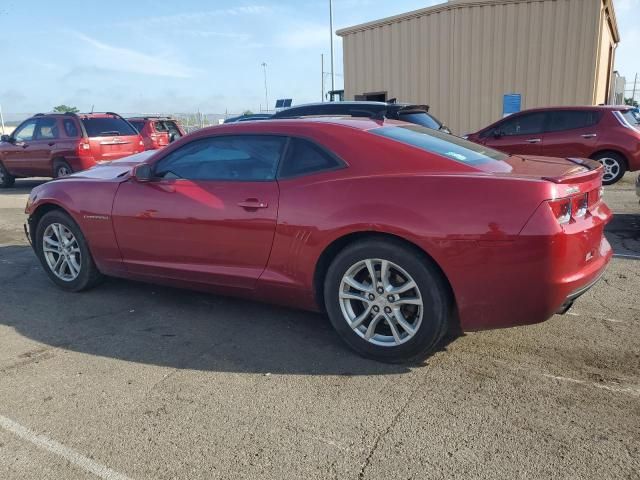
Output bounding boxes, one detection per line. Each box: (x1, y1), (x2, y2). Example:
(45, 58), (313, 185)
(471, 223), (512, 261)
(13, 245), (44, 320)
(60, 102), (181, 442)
(614, 0), (639, 12)
(276, 24), (332, 49)
(117, 5), (270, 28)
(69, 31), (194, 78)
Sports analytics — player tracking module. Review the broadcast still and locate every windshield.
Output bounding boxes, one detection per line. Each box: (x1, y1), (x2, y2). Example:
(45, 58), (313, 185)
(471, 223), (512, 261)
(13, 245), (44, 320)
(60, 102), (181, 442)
(81, 117), (138, 137)
(372, 124), (508, 164)
(398, 112), (442, 130)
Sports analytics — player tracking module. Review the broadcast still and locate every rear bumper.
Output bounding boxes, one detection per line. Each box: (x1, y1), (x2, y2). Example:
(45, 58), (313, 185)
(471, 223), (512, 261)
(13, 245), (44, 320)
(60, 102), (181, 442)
(555, 270), (604, 315)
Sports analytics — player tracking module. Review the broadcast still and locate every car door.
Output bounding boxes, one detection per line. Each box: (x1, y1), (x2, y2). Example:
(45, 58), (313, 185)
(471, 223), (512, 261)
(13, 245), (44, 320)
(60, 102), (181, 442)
(542, 110), (601, 159)
(2, 119), (38, 176)
(30, 117), (60, 175)
(482, 112), (547, 156)
(111, 134), (285, 289)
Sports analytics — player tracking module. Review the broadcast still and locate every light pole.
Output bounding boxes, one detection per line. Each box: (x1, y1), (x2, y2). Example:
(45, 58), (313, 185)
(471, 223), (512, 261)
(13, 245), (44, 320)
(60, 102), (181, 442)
(329, 0), (335, 95)
(261, 62), (269, 112)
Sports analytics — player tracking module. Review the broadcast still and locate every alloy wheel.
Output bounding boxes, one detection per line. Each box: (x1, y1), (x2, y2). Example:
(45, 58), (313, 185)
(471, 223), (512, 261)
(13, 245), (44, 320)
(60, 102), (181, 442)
(57, 166), (71, 177)
(599, 157), (620, 183)
(339, 258), (423, 347)
(42, 223), (82, 281)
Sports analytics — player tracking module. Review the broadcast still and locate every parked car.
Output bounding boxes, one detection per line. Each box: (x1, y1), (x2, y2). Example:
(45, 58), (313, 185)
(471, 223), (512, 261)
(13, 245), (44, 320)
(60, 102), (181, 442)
(272, 101), (451, 133)
(465, 106), (640, 185)
(127, 116), (186, 150)
(0, 112), (144, 187)
(224, 114), (272, 123)
(24, 118), (612, 363)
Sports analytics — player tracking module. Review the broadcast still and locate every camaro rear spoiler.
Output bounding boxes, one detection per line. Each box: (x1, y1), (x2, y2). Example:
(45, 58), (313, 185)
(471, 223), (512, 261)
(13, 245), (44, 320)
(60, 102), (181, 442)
(542, 158), (604, 184)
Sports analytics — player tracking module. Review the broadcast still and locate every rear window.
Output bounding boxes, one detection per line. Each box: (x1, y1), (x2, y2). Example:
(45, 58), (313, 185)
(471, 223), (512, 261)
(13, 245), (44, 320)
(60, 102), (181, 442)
(372, 125), (508, 164)
(621, 110), (640, 126)
(129, 121), (146, 133)
(398, 112), (442, 130)
(81, 117), (138, 137)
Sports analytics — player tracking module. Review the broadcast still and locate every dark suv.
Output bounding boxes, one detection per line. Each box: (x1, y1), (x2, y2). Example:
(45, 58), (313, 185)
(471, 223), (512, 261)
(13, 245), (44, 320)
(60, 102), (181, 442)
(271, 101), (451, 133)
(0, 112), (144, 187)
(127, 116), (186, 150)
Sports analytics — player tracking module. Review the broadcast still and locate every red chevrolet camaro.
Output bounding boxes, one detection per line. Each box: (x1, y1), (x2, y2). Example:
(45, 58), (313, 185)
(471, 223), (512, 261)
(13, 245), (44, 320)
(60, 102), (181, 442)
(24, 118), (612, 362)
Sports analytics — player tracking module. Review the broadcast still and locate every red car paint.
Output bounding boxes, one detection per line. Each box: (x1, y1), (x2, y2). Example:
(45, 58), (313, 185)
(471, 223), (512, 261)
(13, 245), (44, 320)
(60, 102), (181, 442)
(0, 112), (144, 179)
(25, 118), (612, 332)
(466, 106), (640, 179)
(127, 117), (186, 150)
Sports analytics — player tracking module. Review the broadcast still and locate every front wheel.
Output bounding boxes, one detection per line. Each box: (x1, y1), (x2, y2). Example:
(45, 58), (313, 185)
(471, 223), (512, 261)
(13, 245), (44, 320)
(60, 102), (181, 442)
(0, 162), (15, 188)
(324, 239), (451, 363)
(592, 152), (627, 185)
(35, 210), (103, 291)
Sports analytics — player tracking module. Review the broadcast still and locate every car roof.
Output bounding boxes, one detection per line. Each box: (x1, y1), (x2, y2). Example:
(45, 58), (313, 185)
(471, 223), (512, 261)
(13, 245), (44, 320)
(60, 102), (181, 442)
(512, 105), (632, 114)
(126, 116), (176, 121)
(272, 101), (431, 119)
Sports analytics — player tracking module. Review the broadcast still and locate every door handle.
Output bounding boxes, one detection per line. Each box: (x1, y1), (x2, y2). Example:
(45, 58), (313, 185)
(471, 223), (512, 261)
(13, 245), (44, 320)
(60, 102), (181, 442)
(581, 133), (597, 139)
(238, 199), (268, 209)
(525, 138), (541, 144)
(48, 142), (55, 146)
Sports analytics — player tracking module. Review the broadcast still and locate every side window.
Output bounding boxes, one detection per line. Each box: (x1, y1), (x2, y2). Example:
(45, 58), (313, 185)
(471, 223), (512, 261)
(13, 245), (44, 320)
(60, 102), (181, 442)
(154, 135), (285, 181)
(35, 118), (60, 140)
(279, 138), (342, 178)
(63, 119), (79, 138)
(546, 110), (600, 132)
(13, 119), (37, 142)
(498, 113), (546, 136)
(129, 121), (145, 133)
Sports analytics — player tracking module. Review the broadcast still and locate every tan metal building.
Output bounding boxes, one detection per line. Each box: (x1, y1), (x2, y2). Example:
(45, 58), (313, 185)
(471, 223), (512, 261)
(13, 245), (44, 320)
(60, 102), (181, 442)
(337, 0), (620, 134)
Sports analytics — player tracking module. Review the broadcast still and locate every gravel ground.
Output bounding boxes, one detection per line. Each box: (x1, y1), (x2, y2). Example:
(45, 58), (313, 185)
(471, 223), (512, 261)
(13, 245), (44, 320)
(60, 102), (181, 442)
(0, 174), (638, 480)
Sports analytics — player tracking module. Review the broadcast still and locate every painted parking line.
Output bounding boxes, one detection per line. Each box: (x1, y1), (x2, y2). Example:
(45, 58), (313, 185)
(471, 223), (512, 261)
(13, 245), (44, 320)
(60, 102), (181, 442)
(0, 415), (132, 480)
(542, 374), (640, 397)
(565, 311), (626, 324)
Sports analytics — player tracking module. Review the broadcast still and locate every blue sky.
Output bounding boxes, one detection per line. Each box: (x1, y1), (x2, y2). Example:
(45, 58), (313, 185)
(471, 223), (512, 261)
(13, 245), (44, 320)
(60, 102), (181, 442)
(0, 0), (638, 116)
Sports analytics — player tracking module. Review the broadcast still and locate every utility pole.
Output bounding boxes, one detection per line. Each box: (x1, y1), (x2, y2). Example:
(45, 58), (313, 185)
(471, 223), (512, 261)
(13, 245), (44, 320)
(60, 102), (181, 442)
(633, 73), (638, 104)
(329, 0), (335, 94)
(261, 62), (269, 112)
(321, 54), (324, 102)
(0, 103), (5, 135)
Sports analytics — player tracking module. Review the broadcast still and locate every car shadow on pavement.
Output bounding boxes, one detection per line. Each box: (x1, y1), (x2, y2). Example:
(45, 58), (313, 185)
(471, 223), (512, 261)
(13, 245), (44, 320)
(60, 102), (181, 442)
(0, 245), (457, 376)
(605, 213), (640, 259)
(0, 179), (48, 195)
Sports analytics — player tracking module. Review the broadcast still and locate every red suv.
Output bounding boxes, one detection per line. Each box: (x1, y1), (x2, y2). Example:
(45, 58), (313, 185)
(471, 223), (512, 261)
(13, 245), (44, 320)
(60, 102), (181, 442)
(127, 116), (186, 150)
(466, 106), (640, 185)
(0, 112), (144, 188)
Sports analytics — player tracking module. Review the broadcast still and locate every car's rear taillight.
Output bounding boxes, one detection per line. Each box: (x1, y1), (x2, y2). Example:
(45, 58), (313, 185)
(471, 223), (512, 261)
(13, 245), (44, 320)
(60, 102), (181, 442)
(77, 141), (91, 156)
(572, 193), (589, 218)
(548, 198), (572, 224)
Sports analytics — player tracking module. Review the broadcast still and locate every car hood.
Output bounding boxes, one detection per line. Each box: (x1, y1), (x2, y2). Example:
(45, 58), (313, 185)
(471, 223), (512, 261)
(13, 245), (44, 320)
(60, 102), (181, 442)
(66, 150), (157, 181)
(475, 155), (597, 181)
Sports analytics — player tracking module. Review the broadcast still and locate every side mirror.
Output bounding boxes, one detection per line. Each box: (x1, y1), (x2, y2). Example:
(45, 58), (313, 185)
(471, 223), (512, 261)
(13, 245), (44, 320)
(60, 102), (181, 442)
(133, 164), (152, 182)
(1, 134), (11, 143)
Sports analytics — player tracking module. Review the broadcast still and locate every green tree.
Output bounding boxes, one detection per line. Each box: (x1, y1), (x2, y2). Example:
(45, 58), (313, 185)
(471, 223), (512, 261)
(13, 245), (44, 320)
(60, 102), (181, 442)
(52, 105), (79, 113)
(624, 98), (639, 108)
(243, 110), (254, 116)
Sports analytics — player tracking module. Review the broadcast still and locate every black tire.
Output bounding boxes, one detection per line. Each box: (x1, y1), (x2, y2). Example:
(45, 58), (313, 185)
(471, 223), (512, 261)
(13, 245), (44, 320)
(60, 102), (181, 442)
(591, 152), (627, 185)
(53, 160), (73, 178)
(324, 239), (451, 363)
(35, 210), (103, 292)
(0, 162), (15, 188)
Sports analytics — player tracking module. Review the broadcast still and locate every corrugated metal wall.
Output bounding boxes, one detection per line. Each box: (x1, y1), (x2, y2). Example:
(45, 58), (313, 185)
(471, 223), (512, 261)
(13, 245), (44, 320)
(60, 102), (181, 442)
(339, 0), (609, 134)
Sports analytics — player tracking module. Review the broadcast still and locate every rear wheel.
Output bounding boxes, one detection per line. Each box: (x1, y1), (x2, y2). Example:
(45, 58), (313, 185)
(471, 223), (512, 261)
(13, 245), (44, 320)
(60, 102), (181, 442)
(53, 160), (73, 178)
(35, 210), (103, 292)
(592, 152), (626, 185)
(324, 239), (450, 363)
(0, 162), (15, 188)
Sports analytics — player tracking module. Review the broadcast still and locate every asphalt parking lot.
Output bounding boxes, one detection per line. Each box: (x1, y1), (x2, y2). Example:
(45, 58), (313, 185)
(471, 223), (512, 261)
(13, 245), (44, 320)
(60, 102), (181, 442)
(0, 176), (638, 480)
